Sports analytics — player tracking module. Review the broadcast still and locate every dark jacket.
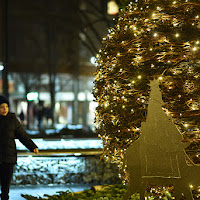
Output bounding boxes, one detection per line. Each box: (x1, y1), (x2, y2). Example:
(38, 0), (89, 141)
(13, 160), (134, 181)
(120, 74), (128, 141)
(0, 112), (38, 164)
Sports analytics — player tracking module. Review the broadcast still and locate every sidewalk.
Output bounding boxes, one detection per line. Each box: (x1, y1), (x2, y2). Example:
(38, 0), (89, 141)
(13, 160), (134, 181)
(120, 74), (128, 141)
(10, 184), (93, 200)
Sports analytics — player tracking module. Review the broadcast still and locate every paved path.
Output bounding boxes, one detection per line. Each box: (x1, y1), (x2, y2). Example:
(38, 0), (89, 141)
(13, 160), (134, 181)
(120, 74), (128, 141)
(10, 184), (92, 200)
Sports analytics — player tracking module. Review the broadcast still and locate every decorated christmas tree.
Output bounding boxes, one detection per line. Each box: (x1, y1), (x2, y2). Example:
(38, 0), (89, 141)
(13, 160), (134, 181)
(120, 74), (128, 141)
(93, 0), (200, 189)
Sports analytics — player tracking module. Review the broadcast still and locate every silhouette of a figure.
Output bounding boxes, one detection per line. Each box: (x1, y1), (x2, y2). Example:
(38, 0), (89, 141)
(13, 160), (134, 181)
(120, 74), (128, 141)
(19, 110), (25, 125)
(36, 101), (45, 129)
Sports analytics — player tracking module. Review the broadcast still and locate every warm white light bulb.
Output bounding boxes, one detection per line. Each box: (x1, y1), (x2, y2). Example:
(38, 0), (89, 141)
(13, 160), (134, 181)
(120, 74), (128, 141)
(104, 102), (109, 108)
(175, 33), (179, 37)
(192, 47), (197, 51)
(157, 7), (161, 11)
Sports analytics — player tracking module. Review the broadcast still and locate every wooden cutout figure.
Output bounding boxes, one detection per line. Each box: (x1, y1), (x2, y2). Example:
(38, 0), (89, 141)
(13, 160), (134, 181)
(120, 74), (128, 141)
(124, 79), (200, 200)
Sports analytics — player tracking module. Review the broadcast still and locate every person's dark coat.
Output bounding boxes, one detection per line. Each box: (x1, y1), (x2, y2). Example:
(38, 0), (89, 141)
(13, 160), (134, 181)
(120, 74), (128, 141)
(0, 112), (38, 164)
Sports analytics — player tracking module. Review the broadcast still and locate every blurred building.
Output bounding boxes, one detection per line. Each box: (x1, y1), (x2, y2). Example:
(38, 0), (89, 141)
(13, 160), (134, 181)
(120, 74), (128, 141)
(0, 0), (115, 129)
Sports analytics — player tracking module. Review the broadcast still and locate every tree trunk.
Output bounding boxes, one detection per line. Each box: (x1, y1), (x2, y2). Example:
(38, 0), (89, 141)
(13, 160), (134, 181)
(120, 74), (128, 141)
(49, 72), (56, 128)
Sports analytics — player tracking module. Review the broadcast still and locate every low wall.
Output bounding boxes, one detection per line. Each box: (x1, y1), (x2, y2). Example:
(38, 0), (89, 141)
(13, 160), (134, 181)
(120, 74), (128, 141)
(12, 155), (121, 185)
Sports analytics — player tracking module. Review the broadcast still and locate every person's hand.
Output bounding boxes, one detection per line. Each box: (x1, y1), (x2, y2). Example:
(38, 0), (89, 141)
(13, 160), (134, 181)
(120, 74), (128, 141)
(34, 148), (39, 154)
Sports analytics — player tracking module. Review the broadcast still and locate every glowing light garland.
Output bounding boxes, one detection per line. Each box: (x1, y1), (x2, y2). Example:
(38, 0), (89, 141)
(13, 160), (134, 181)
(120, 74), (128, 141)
(93, 0), (200, 194)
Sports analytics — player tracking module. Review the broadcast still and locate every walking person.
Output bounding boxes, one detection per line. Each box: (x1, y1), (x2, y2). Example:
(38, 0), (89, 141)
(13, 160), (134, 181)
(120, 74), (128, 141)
(0, 95), (39, 200)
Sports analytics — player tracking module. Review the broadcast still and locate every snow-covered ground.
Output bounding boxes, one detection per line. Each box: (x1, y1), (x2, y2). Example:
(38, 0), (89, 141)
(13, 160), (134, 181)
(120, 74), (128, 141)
(10, 184), (93, 200)
(16, 138), (103, 150)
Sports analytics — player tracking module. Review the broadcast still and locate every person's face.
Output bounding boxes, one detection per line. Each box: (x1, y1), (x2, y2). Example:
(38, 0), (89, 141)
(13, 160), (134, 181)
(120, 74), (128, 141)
(0, 103), (9, 116)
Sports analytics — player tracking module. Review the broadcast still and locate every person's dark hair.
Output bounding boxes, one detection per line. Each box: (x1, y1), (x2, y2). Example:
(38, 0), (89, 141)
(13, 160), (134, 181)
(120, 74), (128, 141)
(0, 95), (9, 106)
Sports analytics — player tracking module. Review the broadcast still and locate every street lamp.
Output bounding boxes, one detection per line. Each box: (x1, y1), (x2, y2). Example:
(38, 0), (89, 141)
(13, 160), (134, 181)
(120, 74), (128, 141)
(0, 63), (4, 71)
(107, 0), (119, 15)
(0, 63), (4, 93)
(90, 56), (97, 66)
(27, 92), (38, 101)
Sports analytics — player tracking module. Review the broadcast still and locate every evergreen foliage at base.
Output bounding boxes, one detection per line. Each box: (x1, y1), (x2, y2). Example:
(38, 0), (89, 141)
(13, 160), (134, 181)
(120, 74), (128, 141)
(20, 184), (200, 200)
(21, 184), (127, 200)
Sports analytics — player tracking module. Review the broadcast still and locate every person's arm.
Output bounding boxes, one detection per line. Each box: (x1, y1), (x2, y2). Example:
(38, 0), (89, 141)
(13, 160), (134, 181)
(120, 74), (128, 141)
(14, 116), (39, 154)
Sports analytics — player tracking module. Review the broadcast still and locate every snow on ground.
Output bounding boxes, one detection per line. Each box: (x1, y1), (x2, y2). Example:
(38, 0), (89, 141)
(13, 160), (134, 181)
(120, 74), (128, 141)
(10, 184), (93, 200)
(16, 138), (103, 150)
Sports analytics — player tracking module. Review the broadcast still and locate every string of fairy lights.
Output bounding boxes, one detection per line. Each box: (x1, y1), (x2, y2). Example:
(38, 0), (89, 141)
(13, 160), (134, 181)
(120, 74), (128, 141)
(93, 0), (200, 195)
